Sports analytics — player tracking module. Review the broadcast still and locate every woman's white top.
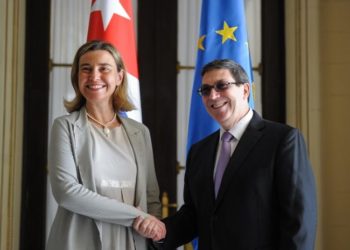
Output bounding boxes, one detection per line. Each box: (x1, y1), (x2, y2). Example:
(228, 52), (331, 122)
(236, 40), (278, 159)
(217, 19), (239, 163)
(90, 123), (137, 250)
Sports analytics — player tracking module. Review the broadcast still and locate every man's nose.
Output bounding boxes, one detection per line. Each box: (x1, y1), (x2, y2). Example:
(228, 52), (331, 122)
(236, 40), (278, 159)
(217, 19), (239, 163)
(208, 87), (220, 99)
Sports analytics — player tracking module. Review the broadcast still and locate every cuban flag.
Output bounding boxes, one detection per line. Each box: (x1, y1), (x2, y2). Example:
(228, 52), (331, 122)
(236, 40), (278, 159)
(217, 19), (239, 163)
(187, 0), (255, 248)
(87, 0), (142, 122)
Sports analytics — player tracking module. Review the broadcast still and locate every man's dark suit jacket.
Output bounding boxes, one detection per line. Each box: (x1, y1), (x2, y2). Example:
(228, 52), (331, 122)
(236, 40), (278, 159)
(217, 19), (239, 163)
(163, 111), (317, 250)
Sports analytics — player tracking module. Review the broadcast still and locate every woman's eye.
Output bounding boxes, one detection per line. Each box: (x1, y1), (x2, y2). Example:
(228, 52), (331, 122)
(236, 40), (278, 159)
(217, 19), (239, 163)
(80, 67), (91, 72)
(100, 66), (111, 72)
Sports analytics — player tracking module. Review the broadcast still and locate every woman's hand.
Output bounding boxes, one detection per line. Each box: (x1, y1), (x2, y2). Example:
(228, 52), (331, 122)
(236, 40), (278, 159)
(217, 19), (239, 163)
(133, 215), (166, 241)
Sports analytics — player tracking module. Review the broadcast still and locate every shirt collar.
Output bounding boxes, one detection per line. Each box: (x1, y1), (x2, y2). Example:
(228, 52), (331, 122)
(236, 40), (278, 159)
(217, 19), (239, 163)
(220, 109), (253, 140)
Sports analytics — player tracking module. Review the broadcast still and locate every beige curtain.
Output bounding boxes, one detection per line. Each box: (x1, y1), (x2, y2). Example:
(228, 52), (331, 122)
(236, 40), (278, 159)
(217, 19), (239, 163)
(0, 0), (26, 249)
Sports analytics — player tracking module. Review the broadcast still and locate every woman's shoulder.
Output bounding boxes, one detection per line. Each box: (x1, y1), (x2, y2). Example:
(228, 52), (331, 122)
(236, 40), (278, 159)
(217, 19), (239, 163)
(53, 110), (83, 126)
(120, 117), (149, 133)
(120, 116), (144, 126)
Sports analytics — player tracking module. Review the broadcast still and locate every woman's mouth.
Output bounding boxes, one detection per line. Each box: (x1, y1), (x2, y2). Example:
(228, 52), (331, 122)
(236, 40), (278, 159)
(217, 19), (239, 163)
(87, 84), (105, 90)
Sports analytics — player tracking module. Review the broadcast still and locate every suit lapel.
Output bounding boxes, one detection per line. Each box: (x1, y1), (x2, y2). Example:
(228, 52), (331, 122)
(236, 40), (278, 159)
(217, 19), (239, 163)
(214, 112), (264, 207)
(202, 132), (221, 204)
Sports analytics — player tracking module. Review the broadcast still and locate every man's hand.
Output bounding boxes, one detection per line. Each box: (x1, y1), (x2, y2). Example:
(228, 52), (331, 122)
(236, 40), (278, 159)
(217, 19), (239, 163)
(133, 215), (166, 241)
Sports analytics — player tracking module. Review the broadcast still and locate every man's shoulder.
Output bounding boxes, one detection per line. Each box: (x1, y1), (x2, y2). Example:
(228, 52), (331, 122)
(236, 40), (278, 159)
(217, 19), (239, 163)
(248, 111), (302, 142)
(190, 130), (220, 151)
(262, 118), (293, 130)
(257, 116), (302, 142)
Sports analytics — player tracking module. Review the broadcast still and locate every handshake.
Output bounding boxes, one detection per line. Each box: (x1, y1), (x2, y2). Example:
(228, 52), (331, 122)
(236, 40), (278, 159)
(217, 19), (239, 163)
(133, 215), (166, 242)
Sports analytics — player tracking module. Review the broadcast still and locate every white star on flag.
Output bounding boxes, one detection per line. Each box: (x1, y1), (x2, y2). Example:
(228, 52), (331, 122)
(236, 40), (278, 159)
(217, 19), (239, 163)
(87, 0), (141, 122)
(91, 0), (130, 30)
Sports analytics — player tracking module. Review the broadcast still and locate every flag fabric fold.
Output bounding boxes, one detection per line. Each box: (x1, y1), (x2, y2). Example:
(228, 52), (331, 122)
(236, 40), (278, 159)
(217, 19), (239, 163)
(87, 0), (142, 122)
(186, 0), (254, 248)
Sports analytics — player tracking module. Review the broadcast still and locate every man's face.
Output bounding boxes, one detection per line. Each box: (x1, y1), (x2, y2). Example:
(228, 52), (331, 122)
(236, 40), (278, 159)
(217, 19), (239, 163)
(201, 69), (250, 130)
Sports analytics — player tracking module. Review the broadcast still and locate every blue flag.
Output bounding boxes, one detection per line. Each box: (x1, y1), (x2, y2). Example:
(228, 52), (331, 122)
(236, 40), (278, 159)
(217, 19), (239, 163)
(186, 0), (254, 248)
(187, 0), (254, 151)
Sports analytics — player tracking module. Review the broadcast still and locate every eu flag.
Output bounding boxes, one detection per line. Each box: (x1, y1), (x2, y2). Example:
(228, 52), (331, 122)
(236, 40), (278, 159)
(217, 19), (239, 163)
(187, 0), (255, 151)
(186, 1), (254, 248)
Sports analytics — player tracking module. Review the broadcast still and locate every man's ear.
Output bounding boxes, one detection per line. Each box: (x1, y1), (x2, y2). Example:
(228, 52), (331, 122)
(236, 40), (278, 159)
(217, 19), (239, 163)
(243, 82), (250, 100)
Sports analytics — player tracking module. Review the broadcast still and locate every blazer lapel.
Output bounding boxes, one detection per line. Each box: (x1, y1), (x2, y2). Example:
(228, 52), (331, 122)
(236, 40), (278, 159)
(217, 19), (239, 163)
(214, 112), (264, 207)
(120, 118), (144, 207)
(72, 108), (98, 191)
(120, 118), (141, 163)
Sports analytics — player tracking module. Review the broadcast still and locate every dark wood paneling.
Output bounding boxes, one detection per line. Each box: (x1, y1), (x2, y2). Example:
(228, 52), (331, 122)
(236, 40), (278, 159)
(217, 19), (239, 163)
(138, 0), (178, 214)
(262, 0), (286, 123)
(20, 0), (51, 249)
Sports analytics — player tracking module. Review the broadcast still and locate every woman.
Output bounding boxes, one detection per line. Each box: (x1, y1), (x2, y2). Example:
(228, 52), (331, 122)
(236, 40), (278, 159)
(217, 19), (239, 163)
(47, 40), (165, 250)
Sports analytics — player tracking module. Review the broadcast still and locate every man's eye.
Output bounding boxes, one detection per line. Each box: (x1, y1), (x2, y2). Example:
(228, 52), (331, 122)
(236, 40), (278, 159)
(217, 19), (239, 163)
(216, 83), (227, 90)
(201, 86), (210, 92)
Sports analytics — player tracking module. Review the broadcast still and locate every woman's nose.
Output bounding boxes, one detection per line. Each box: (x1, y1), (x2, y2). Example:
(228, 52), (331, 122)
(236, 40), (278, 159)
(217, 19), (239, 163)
(89, 68), (101, 81)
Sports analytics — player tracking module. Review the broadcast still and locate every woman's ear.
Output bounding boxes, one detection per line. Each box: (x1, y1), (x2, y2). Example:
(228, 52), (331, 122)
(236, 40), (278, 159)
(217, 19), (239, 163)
(116, 69), (124, 86)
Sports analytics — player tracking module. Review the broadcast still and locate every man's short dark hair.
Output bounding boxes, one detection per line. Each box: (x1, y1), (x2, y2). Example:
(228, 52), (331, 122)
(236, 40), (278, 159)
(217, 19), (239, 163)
(201, 59), (249, 84)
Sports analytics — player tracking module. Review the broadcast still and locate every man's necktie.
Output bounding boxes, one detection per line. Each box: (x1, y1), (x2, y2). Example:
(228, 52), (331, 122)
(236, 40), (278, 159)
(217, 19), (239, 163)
(214, 131), (234, 197)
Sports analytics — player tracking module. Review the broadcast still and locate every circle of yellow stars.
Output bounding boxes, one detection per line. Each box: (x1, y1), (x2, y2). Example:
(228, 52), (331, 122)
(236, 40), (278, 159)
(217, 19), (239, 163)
(197, 21), (238, 51)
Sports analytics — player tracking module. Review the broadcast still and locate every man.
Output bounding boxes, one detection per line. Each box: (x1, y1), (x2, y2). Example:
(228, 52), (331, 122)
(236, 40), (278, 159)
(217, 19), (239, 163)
(135, 59), (317, 249)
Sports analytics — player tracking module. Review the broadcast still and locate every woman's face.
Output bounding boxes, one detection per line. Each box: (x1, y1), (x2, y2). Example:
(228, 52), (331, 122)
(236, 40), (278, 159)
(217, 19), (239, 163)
(78, 49), (123, 106)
